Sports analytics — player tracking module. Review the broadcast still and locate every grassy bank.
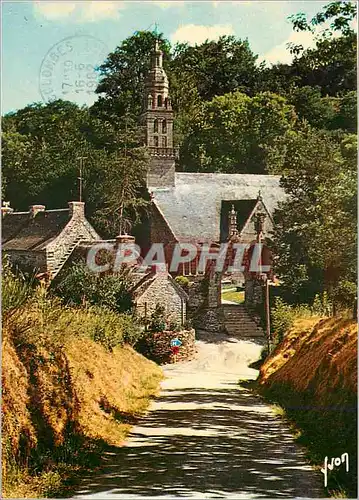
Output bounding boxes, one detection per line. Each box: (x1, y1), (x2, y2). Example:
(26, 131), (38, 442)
(257, 317), (357, 497)
(2, 273), (162, 498)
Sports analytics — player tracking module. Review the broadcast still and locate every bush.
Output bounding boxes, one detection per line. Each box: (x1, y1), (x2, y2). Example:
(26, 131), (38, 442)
(333, 280), (357, 311)
(53, 261), (133, 313)
(311, 291), (333, 316)
(88, 307), (142, 350)
(174, 275), (190, 291)
(271, 297), (312, 344)
(147, 304), (167, 333)
(2, 264), (142, 351)
(2, 257), (33, 320)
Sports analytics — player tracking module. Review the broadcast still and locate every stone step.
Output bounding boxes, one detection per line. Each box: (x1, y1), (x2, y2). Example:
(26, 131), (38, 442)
(224, 316), (257, 325)
(226, 331), (264, 338)
(225, 323), (263, 328)
(226, 328), (263, 333)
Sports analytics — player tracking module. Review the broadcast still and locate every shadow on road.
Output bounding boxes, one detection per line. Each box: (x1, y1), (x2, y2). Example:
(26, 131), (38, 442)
(74, 384), (324, 498)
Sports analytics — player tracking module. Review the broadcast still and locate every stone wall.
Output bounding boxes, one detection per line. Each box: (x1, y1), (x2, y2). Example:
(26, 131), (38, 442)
(147, 156), (176, 189)
(136, 329), (196, 365)
(186, 272), (226, 333)
(245, 277), (264, 307)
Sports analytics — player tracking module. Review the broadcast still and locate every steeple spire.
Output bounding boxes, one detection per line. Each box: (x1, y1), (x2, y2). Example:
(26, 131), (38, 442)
(228, 204), (239, 239)
(141, 39), (176, 188)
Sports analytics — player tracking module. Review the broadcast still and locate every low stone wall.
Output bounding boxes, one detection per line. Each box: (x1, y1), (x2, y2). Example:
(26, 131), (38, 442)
(136, 329), (196, 365)
(193, 307), (226, 333)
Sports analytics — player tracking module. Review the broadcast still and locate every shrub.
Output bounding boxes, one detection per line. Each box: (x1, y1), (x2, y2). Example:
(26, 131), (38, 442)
(271, 297), (312, 344)
(271, 297), (295, 343)
(174, 275), (190, 291)
(183, 318), (193, 330)
(311, 291), (333, 316)
(2, 257), (33, 320)
(53, 261), (133, 313)
(88, 307), (142, 350)
(2, 263), (142, 351)
(147, 304), (167, 333)
(167, 318), (182, 332)
(333, 280), (357, 311)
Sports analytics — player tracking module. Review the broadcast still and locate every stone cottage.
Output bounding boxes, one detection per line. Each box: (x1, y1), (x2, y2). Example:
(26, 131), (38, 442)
(2, 201), (100, 278)
(131, 270), (188, 325)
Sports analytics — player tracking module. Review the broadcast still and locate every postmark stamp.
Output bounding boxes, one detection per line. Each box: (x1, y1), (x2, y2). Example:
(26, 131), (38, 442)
(39, 35), (109, 104)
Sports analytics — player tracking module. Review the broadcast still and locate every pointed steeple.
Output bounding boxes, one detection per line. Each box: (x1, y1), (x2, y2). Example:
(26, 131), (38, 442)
(145, 40), (170, 110)
(142, 39), (176, 188)
(228, 204), (239, 239)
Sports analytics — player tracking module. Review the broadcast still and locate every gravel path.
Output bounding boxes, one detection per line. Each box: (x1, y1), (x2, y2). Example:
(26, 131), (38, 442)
(73, 334), (324, 499)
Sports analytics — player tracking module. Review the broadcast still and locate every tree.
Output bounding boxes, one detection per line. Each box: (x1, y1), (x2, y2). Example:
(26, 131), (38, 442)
(93, 31), (260, 151)
(289, 1), (356, 41)
(180, 91), (297, 174)
(255, 63), (299, 95)
(2, 100), (150, 237)
(291, 34), (357, 95)
(93, 30), (171, 120)
(287, 1), (357, 96)
(170, 36), (260, 101)
(330, 90), (357, 132)
(88, 113), (150, 237)
(2, 101), (90, 210)
(269, 126), (357, 308)
(287, 86), (336, 129)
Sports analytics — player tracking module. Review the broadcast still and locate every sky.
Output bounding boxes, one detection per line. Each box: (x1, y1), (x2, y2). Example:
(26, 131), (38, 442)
(2, 0), (337, 114)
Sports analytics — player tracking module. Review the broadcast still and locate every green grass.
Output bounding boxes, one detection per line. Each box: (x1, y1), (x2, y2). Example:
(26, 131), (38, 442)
(221, 290), (245, 304)
(221, 283), (236, 290)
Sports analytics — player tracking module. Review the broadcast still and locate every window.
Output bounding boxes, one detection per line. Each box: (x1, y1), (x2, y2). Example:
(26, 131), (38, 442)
(157, 95), (162, 107)
(154, 136), (159, 147)
(162, 119), (167, 134)
(162, 136), (167, 147)
(154, 119), (158, 133)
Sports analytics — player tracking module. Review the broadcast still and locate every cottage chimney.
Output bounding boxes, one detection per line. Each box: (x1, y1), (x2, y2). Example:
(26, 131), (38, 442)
(115, 234), (136, 246)
(68, 201), (85, 219)
(29, 204), (45, 218)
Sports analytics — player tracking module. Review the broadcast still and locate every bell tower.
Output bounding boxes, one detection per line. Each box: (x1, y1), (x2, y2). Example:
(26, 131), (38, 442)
(142, 40), (176, 188)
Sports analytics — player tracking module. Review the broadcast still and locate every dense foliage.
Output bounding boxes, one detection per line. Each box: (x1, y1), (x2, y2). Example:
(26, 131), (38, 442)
(53, 261), (134, 313)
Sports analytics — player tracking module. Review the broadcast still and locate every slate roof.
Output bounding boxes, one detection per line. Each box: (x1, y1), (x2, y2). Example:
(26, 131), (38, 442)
(131, 271), (188, 301)
(2, 209), (70, 251)
(151, 173), (286, 242)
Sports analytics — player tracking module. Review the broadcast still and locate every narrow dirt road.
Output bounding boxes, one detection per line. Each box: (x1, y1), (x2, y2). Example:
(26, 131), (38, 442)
(74, 333), (324, 499)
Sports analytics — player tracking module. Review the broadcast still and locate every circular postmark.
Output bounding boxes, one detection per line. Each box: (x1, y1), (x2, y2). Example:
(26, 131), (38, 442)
(39, 35), (109, 105)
